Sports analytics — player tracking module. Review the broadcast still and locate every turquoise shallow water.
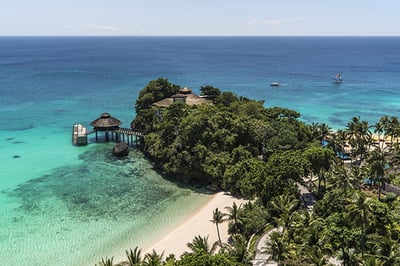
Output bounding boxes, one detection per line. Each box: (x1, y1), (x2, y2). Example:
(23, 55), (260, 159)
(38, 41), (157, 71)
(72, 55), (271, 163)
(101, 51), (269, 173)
(0, 91), (212, 265)
(0, 139), (211, 265)
(1, 36), (400, 265)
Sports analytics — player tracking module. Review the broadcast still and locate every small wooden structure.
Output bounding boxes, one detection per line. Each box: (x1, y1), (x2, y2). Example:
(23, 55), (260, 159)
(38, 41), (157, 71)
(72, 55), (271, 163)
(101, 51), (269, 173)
(90, 112), (122, 142)
(113, 142), (129, 157)
(72, 124), (88, 145)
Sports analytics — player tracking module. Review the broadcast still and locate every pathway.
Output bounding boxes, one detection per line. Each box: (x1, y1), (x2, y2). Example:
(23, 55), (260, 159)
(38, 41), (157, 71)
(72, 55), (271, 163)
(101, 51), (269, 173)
(251, 227), (282, 266)
(251, 183), (316, 266)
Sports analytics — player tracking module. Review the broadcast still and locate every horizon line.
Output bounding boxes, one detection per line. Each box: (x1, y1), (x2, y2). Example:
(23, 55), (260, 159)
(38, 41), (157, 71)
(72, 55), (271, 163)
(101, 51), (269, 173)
(0, 34), (400, 38)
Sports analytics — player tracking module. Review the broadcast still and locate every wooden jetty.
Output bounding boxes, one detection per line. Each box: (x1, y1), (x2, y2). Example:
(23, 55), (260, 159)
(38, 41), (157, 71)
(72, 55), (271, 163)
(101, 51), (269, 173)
(72, 112), (145, 148)
(113, 127), (145, 146)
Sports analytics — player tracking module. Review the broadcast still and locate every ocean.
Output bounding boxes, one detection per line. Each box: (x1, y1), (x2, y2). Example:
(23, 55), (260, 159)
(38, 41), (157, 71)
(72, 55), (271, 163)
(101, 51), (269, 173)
(1, 36), (400, 265)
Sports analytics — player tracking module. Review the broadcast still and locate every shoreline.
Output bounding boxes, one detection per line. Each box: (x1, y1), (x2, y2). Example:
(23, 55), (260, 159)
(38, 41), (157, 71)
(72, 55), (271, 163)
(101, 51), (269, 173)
(115, 191), (247, 263)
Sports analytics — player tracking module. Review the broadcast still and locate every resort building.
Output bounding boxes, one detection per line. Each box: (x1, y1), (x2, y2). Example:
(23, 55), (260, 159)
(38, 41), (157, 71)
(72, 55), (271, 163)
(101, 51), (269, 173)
(152, 87), (211, 107)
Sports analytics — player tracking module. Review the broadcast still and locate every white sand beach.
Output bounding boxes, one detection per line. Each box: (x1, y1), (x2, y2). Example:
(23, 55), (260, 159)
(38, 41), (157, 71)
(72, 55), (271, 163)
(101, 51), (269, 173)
(142, 191), (247, 257)
(113, 191), (247, 265)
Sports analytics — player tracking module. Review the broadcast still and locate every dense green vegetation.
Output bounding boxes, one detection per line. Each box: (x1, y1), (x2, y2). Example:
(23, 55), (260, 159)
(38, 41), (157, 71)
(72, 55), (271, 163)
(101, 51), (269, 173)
(132, 78), (311, 201)
(98, 78), (400, 265)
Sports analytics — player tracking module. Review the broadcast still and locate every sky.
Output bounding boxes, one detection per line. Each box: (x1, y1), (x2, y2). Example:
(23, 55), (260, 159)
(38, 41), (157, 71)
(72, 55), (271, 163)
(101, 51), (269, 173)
(1, 0), (399, 36)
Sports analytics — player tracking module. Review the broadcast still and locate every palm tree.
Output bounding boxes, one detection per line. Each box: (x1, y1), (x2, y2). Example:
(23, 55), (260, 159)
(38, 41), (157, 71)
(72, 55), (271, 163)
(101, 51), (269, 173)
(186, 235), (215, 255)
(346, 116), (371, 162)
(143, 250), (164, 266)
(268, 194), (300, 243)
(335, 129), (348, 154)
(264, 231), (290, 265)
(126, 247), (142, 266)
(210, 208), (225, 249)
(224, 202), (243, 235)
(309, 122), (320, 141)
(374, 119), (385, 149)
(329, 162), (355, 195)
(98, 257), (114, 266)
(318, 123), (332, 142)
(366, 147), (387, 198)
(368, 234), (400, 266)
(226, 234), (251, 264)
(306, 218), (333, 257)
(349, 164), (364, 190)
(386, 116), (400, 145)
(300, 245), (329, 266)
(378, 115), (389, 139)
(268, 194), (299, 218)
(345, 192), (374, 257)
(387, 143), (400, 178)
(360, 256), (386, 266)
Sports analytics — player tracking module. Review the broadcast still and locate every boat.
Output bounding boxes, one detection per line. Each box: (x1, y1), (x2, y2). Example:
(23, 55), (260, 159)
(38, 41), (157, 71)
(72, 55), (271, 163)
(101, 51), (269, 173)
(270, 82), (281, 87)
(113, 142), (129, 157)
(334, 73), (343, 83)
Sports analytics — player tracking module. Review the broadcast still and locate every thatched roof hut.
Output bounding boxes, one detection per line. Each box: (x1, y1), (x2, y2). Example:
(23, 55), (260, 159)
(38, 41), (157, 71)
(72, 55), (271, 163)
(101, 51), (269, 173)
(152, 87), (211, 108)
(90, 112), (122, 142)
(90, 112), (122, 131)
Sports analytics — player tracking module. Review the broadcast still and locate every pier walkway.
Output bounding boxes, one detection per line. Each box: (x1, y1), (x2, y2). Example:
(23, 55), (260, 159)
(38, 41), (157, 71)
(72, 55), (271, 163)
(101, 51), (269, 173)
(114, 127), (145, 137)
(112, 127), (145, 146)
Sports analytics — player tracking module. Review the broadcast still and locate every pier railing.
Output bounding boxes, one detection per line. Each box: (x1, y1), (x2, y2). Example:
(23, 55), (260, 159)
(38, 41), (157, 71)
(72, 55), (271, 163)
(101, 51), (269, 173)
(73, 124), (145, 146)
(113, 128), (145, 136)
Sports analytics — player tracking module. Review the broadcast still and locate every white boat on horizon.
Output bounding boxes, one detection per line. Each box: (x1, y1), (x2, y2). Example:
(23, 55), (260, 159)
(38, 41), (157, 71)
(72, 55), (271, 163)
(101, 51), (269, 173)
(270, 82), (281, 87)
(334, 73), (343, 83)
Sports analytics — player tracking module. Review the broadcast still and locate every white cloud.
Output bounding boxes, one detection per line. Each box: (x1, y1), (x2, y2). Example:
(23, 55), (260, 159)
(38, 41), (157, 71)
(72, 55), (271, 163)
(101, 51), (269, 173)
(263, 17), (308, 25)
(247, 18), (258, 25)
(84, 24), (117, 31)
(64, 24), (118, 32)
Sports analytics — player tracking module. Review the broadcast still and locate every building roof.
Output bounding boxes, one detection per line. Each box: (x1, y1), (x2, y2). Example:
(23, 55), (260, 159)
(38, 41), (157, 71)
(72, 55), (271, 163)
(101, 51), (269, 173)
(172, 93), (188, 98)
(153, 91), (211, 107)
(90, 112), (122, 128)
(180, 87), (192, 94)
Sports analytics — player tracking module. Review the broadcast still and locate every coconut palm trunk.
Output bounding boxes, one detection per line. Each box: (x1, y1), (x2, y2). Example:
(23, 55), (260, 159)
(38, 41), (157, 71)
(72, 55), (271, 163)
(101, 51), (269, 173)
(210, 208), (225, 249)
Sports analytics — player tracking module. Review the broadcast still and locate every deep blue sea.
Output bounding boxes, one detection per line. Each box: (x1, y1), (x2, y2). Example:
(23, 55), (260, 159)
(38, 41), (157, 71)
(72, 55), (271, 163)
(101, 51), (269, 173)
(1, 36), (400, 265)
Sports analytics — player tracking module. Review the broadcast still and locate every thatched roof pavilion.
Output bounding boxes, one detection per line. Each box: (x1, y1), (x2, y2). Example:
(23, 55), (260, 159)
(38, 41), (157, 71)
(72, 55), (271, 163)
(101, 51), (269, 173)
(90, 112), (122, 142)
(90, 112), (122, 130)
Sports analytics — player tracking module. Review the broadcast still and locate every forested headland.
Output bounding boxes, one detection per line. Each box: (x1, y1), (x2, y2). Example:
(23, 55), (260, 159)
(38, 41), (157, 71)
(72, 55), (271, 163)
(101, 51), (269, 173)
(100, 78), (400, 265)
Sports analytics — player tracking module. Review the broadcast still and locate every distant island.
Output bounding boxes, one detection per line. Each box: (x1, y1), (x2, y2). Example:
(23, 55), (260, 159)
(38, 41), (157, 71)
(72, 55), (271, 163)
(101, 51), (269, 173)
(99, 78), (400, 266)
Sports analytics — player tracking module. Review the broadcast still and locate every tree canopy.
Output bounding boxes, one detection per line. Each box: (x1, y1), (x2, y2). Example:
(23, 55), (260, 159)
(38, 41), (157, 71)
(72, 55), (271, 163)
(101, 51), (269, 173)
(101, 78), (400, 266)
(132, 78), (312, 200)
